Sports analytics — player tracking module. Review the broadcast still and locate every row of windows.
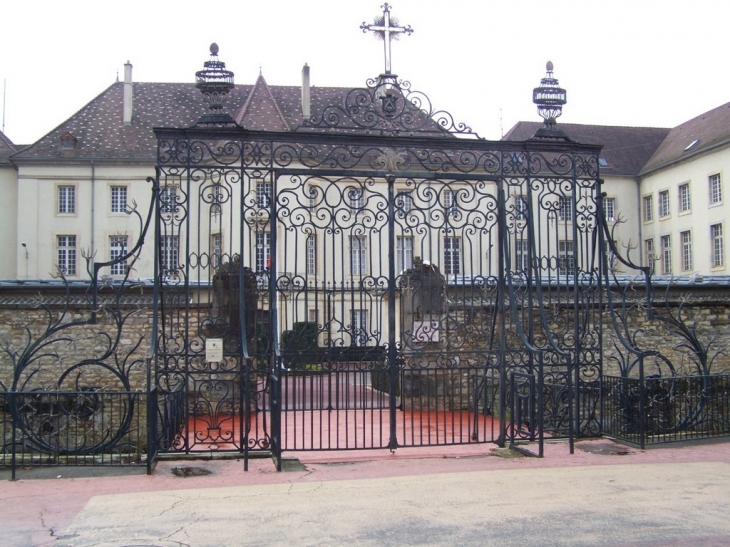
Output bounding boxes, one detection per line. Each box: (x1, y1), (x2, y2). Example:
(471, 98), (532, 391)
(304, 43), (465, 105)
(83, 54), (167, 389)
(644, 224), (724, 274)
(57, 185), (129, 214)
(643, 174), (722, 222)
(512, 196), (616, 222)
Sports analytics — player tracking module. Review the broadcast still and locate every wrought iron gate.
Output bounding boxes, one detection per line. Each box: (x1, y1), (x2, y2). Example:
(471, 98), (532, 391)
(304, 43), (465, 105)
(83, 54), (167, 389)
(151, 70), (605, 469)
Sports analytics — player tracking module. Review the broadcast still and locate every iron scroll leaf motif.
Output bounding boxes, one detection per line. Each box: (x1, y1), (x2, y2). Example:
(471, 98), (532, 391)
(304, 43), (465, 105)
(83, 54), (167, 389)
(0, 179), (157, 457)
(300, 74), (476, 137)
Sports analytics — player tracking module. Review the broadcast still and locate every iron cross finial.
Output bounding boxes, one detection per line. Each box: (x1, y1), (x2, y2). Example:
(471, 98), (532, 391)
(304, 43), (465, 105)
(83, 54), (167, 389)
(360, 3), (413, 75)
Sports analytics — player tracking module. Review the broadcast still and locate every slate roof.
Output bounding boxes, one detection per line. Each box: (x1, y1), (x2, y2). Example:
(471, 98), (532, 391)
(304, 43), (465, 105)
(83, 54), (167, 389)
(0, 130), (17, 165)
(640, 101), (730, 176)
(504, 122), (670, 177)
(12, 78), (353, 163)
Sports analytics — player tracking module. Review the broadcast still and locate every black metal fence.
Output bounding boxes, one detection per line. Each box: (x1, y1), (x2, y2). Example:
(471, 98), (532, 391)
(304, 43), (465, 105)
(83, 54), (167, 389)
(1, 390), (148, 480)
(603, 374), (730, 447)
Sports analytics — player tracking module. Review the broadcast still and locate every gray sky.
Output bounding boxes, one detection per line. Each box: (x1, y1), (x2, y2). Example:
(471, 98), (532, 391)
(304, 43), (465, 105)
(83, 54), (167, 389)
(2, 0), (729, 144)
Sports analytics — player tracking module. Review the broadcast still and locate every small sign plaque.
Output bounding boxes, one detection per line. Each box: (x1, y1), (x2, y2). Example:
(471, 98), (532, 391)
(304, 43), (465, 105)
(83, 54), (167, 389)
(206, 338), (224, 362)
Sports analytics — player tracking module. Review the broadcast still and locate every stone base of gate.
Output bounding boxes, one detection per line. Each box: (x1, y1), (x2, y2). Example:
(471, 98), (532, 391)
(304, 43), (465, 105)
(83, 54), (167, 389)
(400, 370), (476, 411)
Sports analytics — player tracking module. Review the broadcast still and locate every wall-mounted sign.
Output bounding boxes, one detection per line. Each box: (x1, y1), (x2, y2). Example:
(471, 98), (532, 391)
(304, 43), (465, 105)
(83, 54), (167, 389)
(206, 338), (224, 362)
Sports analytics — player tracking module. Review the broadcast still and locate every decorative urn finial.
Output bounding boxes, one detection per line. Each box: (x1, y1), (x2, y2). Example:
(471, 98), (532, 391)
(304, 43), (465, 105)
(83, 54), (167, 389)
(195, 43), (235, 124)
(533, 61), (567, 129)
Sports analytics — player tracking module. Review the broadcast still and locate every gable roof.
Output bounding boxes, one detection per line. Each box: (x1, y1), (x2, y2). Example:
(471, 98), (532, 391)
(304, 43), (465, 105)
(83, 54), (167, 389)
(640, 101), (730, 175)
(0, 130), (17, 165)
(504, 122), (670, 177)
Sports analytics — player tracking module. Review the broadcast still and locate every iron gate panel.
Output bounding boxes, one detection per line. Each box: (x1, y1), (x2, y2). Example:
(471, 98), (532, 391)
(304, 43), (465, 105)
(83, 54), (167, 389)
(151, 67), (605, 467)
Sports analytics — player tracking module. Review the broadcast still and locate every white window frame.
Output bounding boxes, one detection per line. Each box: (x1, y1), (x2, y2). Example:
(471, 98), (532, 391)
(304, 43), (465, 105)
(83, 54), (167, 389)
(350, 235), (367, 276)
(256, 231), (271, 272)
(396, 236), (413, 273)
(444, 236), (461, 275)
(256, 180), (272, 209)
(680, 230), (692, 272)
(659, 190), (670, 218)
(711, 223), (724, 268)
(211, 233), (222, 270)
(351, 309), (368, 347)
(306, 234), (316, 275)
(603, 197), (616, 222)
(558, 195), (572, 221)
(558, 240), (575, 276)
(444, 189), (458, 218)
(58, 185), (76, 214)
(110, 235), (128, 276)
(645, 238), (655, 274)
(349, 187), (364, 212)
(111, 185), (128, 214)
(643, 195), (653, 222)
(57, 235), (77, 276)
(160, 186), (177, 214)
(709, 174), (722, 205)
(398, 191), (413, 214)
(661, 234), (672, 275)
(515, 195), (528, 221)
(678, 183), (691, 213)
(515, 238), (529, 271)
(160, 235), (179, 274)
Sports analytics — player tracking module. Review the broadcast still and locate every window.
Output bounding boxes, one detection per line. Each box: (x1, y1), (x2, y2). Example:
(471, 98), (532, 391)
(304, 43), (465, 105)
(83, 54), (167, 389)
(351, 310), (368, 347)
(308, 185), (317, 209)
(396, 236), (413, 273)
(211, 233), (222, 270)
(558, 240), (574, 275)
(678, 183), (691, 213)
(643, 195), (653, 222)
(256, 232), (271, 272)
(661, 235), (672, 275)
(603, 197), (616, 222)
(111, 186), (127, 213)
(645, 238), (655, 274)
(306, 234), (316, 275)
(558, 195), (572, 221)
(397, 191), (413, 214)
(444, 189), (458, 217)
(659, 190), (670, 218)
(160, 186), (177, 214)
(444, 236), (461, 275)
(349, 187), (364, 211)
(160, 235), (179, 274)
(256, 180), (272, 208)
(711, 224), (724, 268)
(681, 231), (692, 272)
(515, 195), (528, 221)
(58, 186), (75, 214)
(350, 235), (367, 275)
(110, 235), (128, 276)
(709, 174), (722, 205)
(57, 235), (76, 276)
(515, 238), (529, 271)
(308, 309), (318, 324)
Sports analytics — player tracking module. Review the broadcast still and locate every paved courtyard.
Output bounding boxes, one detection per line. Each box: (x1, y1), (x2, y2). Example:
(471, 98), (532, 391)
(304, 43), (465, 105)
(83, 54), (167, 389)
(2, 438), (729, 547)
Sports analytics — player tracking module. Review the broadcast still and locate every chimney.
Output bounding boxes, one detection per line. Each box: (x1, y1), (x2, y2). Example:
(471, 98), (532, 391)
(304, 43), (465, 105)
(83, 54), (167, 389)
(301, 63), (310, 119)
(123, 61), (133, 126)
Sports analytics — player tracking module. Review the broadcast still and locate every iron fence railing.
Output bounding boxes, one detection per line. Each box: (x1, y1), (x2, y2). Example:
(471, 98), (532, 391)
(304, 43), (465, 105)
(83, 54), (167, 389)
(1, 390), (149, 480)
(603, 374), (730, 447)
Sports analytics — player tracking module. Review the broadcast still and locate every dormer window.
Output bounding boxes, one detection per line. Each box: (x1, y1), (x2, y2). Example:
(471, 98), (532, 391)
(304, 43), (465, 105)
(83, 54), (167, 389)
(60, 132), (77, 150)
(598, 157), (609, 168)
(684, 139), (700, 152)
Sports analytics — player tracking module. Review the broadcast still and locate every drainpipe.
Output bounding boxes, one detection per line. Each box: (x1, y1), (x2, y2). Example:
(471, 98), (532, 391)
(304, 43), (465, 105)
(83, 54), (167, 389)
(636, 176), (643, 266)
(91, 160), (95, 258)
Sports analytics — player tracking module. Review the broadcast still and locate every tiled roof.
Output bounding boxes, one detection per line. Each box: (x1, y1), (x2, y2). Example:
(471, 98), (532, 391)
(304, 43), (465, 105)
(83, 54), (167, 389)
(640, 101), (730, 175)
(504, 122), (670, 177)
(0, 130), (17, 165)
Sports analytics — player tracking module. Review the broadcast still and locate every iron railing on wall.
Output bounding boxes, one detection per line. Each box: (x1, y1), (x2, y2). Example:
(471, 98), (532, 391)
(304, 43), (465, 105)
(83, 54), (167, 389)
(1, 390), (149, 480)
(602, 374), (730, 448)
